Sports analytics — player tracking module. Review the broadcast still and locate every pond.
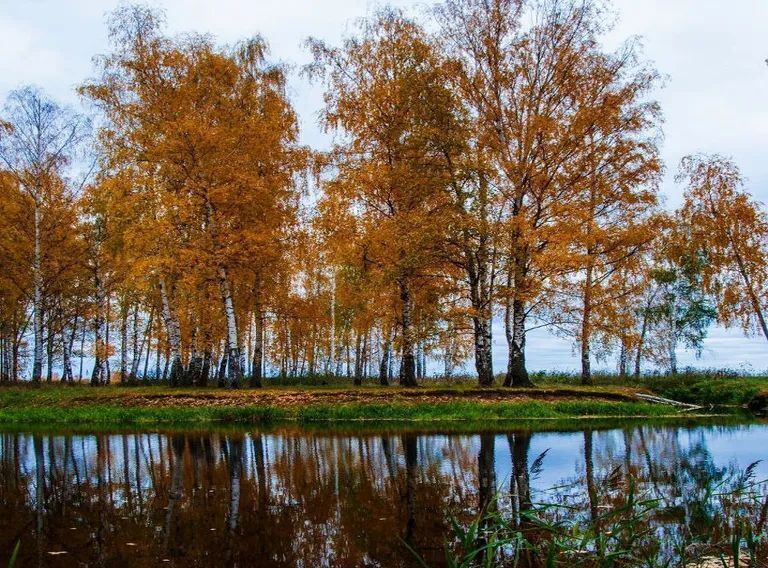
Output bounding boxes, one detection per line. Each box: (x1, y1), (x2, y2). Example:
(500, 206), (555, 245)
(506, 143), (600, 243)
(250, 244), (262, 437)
(1, 419), (767, 567)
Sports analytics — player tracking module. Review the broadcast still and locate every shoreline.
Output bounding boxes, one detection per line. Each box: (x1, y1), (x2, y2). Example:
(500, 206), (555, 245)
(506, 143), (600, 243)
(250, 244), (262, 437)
(0, 384), (747, 426)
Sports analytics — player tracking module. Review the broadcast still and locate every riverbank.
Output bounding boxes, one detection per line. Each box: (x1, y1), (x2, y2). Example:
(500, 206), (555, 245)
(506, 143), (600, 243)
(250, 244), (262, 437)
(0, 383), (738, 425)
(531, 371), (768, 406)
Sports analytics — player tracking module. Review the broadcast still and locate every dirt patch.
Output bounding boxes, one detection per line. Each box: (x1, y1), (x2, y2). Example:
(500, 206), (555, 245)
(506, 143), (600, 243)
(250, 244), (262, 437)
(65, 387), (644, 409)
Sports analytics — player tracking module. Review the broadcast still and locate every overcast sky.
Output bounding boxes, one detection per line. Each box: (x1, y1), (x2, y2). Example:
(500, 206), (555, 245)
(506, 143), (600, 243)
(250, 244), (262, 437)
(1, 0), (766, 373)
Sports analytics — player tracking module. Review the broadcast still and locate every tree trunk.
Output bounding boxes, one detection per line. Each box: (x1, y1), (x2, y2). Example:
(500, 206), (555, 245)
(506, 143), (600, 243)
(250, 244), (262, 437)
(581, 263), (593, 386)
(131, 304), (139, 382)
(217, 340), (228, 388)
(353, 331), (363, 386)
(379, 327), (391, 386)
(185, 331), (201, 388)
(62, 317), (77, 383)
(120, 302), (129, 383)
(468, 257), (494, 386)
(162, 347), (170, 381)
(142, 311), (153, 381)
(504, 297), (532, 387)
(669, 327), (678, 375)
(618, 336), (629, 378)
(218, 265), (242, 388)
(155, 339), (162, 382)
(78, 323), (85, 382)
(31, 202), (43, 383)
(398, 280), (417, 387)
(634, 304), (650, 378)
(444, 335), (454, 378)
(250, 307), (263, 387)
(329, 270), (336, 376)
(200, 347), (212, 387)
(104, 296), (112, 384)
(473, 314), (493, 386)
(733, 247), (768, 342)
(91, 269), (107, 386)
(159, 279), (184, 387)
(46, 325), (54, 383)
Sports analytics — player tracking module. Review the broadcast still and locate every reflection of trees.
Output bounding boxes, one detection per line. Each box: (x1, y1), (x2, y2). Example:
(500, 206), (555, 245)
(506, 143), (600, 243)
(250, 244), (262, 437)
(0, 431), (480, 567)
(0, 426), (764, 567)
(163, 435), (184, 558)
(538, 425), (762, 564)
(403, 433), (417, 547)
(508, 431), (537, 567)
(475, 434), (496, 565)
(508, 431), (532, 526)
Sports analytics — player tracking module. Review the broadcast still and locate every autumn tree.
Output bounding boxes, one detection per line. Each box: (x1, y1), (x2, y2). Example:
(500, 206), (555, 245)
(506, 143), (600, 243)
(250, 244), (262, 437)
(0, 173), (32, 381)
(82, 5), (302, 387)
(308, 9), (462, 386)
(435, 0), (663, 386)
(677, 155), (768, 345)
(547, 46), (662, 384)
(0, 87), (89, 383)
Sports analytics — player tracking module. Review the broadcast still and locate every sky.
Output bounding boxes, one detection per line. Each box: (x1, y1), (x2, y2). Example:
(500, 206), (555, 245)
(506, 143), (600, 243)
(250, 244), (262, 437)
(1, 0), (767, 373)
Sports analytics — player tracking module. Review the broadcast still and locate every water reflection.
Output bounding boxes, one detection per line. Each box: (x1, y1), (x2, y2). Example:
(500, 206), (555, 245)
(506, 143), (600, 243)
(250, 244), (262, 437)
(0, 423), (765, 567)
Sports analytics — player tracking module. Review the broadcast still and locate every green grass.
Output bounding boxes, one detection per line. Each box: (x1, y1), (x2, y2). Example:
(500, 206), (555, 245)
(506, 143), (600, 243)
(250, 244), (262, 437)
(0, 384), (696, 425)
(0, 400), (680, 426)
(0, 404), (289, 425)
(530, 370), (768, 405)
(267, 370), (768, 406)
(0, 372), (759, 426)
(645, 375), (768, 405)
(293, 400), (677, 421)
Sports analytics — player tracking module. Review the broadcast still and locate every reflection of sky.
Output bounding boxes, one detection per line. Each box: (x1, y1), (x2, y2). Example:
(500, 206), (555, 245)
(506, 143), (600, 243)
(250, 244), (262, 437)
(492, 424), (768, 493)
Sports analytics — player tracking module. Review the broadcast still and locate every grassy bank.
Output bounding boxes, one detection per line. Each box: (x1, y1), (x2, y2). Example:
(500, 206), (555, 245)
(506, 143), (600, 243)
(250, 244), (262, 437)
(530, 370), (768, 406)
(0, 383), (736, 426)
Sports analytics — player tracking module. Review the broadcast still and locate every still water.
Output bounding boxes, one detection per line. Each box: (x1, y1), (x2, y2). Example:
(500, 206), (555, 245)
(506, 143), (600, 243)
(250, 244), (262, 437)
(1, 420), (766, 567)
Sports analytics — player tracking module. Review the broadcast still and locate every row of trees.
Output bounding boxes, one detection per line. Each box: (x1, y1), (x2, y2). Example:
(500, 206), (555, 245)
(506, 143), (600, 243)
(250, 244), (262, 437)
(1, 0), (766, 388)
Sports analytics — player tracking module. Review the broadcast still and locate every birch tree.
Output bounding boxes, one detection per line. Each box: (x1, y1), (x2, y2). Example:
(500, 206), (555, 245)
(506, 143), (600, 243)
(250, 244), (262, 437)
(0, 87), (88, 382)
(435, 0), (662, 387)
(308, 9), (461, 386)
(677, 154), (768, 343)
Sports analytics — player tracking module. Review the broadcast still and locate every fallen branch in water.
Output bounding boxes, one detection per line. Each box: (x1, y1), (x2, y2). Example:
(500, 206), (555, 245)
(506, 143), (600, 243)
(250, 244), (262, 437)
(634, 393), (704, 410)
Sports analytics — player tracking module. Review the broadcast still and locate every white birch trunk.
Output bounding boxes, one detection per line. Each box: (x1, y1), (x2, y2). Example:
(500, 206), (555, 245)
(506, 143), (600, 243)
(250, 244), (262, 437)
(329, 269), (336, 376)
(159, 279), (183, 386)
(130, 307), (153, 381)
(218, 265), (242, 387)
(91, 268), (107, 386)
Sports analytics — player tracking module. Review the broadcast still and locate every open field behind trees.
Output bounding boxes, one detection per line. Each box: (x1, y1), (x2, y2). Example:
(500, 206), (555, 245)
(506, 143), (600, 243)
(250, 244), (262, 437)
(1, 0), (768, 394)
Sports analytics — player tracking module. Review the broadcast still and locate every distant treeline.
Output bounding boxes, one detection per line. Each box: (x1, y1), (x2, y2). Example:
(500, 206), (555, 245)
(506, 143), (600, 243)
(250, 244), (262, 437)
(1, 0), (766, 388)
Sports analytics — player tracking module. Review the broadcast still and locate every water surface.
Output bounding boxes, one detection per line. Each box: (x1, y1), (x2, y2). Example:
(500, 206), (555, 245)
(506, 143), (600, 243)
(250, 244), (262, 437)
(1, 419), (766, 567)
